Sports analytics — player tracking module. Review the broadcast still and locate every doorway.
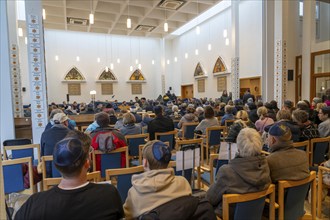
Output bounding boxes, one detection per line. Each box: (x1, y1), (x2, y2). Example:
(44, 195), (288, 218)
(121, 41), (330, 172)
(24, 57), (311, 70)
(181, 84), (194, 99)
(240, 77), (261, 100)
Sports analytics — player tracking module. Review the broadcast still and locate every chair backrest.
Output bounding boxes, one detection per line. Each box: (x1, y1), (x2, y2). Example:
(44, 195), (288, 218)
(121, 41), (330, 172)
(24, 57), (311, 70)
(3, 138), (31, 146)
(317, 166), (330, 218)
(42, 156), (62, 191)
(92, 147), (129, 178)
(168, 160), (193, 185)
(310, 137), (330, 166)
(206, 126), (226, 146)
(292, 140), (310, 165)
(173, 120), (180, 129)
(222, 184), (275, 220)
(2, 157), (35, 195)
(3, 144), (40, 164)
(225, 119), (235, 128)
(155, 130), (178, 151)
(105, 165), (144, 203)
(278, 171), (316, 220)
(86, 171), (101, 182)
(182, 122), (199, 139)
(125, 134), (149, 157)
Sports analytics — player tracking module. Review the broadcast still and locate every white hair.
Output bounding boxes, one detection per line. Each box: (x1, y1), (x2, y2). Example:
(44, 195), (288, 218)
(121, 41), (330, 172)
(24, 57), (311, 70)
(196, 107), (204, 114)
(236, 128), (262, 157)
(172, 105), (179, 112)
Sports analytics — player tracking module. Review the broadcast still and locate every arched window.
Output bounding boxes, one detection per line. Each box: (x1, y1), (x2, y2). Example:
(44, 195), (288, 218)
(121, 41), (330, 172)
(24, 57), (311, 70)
(64, 67), (85, 80)
(194, 62), (205, 77)
(98, 69), (117, 81)
(213, 56), (227, 73)
(129, 69), (145, 81)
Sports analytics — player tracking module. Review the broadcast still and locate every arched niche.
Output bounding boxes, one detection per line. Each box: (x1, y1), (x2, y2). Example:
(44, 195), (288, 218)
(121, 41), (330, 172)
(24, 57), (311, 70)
(194, 62), (207, 79)
(127, 69), (146, 82)
(96, 68), (118, 82)
(213, 56), (228, 74)
(62, 66), (86, 82)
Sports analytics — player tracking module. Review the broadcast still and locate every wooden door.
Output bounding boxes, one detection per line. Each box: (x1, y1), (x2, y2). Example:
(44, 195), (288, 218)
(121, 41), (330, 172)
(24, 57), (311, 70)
(181, 85), (194, 99)
(240, 77), (261, 100)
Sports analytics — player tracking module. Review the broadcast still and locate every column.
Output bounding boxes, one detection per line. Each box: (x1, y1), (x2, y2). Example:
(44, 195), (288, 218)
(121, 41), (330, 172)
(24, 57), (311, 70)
(7, 0), (24, 118)
(0, 0), (15, 148)
(231, 0), (240, 100)
(262, 0), (275, 102)
(25, 0), (48, 143)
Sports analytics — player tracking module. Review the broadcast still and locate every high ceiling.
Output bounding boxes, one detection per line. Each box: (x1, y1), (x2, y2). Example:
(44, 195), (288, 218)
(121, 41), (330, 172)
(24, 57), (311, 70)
(42, 0), (221, 38)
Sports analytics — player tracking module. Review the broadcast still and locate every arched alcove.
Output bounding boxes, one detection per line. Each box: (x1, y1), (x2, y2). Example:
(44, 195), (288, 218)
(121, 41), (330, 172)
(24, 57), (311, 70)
(213, 56), (227, 73)
(129, 69), (146, 81)
(63, 66), (85, 81)
(194, 62), (207, 78)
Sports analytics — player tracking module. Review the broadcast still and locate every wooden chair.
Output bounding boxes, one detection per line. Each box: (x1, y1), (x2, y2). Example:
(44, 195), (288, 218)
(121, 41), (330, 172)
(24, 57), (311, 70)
(42, 156), (62, 191)
(92, 147), (129, 178)
(292, 140), (310, 165)
(200, 153), (219, 186)
(317, 165), (330, 218)
(173, 119), (180, 129)
(105, 165), (144, 203)
(224, 119), (235, 136)
(2, 157), (35, 195)
(155, 130), (178, 151)
(125, 133), (149, 158)
(175, 138), (203, 189)
(310, 137), (330, 167)
(202, 126), (226, 166)
(278, 171), (316, 220)
(181, 122), (199, 140)
(3, 144), (41, 166)
(222, 184), (276, 220)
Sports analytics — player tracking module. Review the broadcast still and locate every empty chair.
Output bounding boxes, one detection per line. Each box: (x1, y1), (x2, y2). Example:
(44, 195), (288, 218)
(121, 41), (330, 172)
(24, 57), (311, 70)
(222, 184), (275, 220)
(2, 157), (35, 195)
(155, 130), (178, 151)
(203, 126), (226, 166)
(92, 147), (129, 178)
(310, 137), (330, 167)
(181, 122), (199, 140)
(224, 119), (235, 135)
(3, 138), (31, 147)
(278, 171), (316, 220)
(105, 165), (144, 203)
(3, 144), (40, 166)
(125, 133), (149, 158)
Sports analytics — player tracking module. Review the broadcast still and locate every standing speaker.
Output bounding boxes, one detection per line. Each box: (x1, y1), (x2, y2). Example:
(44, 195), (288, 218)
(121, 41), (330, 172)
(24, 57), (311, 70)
(288, 70), (294, 81)
(66, 94), (70, 103)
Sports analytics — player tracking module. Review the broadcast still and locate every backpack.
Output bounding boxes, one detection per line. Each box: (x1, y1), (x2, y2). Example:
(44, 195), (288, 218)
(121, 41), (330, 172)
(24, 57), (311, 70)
(95, 131), (116, 153)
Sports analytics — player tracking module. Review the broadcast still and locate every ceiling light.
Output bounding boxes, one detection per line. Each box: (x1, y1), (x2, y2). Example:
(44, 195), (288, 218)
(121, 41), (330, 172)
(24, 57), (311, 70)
(225, 38), (229, 46)
(110, 63), (114, 70)
(167, 59), (170, 65)
(42, 8), (46, 20)
(89, 13), (94, 24)
(76, 56), (80, 61)
(208, 44), (212, 51)
(24, 37), (27, 45)
(55, 55), (59, 61)
(138, 64), (142, 69)
(97, 57), (100, 63)
(196, 26), (200, 35)
(185, 53), (188, 59)
(135, 59), (138, 64)
(130, 66), (133, 71)
(117, 58), (120, 63)
(223, 29), (227, 38)
(105, 66), (109, 72)
(18, 28), (23, 37)
(174, 57), (178, 62)
(195, 49), (199, 55)
(152, 60), (155, 65)
(127, 18), (131, 29)
(164, 22), (168, 32)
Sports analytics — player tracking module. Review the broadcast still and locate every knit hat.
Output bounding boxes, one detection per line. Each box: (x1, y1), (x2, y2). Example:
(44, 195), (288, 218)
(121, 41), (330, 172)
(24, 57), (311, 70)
(53, 113), (68, 124)
(268, 123), (290, 137)
(53, 138), (84, 167)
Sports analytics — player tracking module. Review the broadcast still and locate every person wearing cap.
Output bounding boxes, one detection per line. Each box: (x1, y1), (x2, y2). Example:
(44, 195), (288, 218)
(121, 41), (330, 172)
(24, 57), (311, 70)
(206, 128), (271, 217)
(318, 106), (330, 137)
(123, 140), (192, 219)
(15, 136), (124, 220)
(266, 123), (309, 183)
(147, 105), (174, 140)
(40, 113), (71, 176)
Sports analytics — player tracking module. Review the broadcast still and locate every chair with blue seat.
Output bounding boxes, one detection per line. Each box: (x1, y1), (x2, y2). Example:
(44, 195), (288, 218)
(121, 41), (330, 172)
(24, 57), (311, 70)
(92, 147), (129, 178)
(278, 171), (316, 220)
(292, 140), (310, 165)
(181, 122), (199, 140)
(168, 160), (194, 186)
(3, 144), (41, 166)
(105, 165), (144, 203)
(125, 133), (149, 160)
(155, 130), (178, 151)
(310, 137), (330, 168)
(2, 157), (35, 195)
(203, 126), (226, 166)
(3, 138), (31, 147)
(224, 119), (235, 136)
(222, 184), (276, 220)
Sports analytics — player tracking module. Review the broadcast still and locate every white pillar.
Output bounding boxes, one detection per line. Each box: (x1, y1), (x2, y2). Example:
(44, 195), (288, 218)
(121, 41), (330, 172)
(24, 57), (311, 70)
(262, 0), (275, 102)
(301, 0), (314, 101)
(231, 0), (240, 100)
(7, 0), (24, 118)
(25, 0), (48, 143)
(0, 0), (15, 149)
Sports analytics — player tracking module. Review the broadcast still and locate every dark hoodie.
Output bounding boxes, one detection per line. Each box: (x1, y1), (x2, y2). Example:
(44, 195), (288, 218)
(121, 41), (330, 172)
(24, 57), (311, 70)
(206, 155), (271, 216)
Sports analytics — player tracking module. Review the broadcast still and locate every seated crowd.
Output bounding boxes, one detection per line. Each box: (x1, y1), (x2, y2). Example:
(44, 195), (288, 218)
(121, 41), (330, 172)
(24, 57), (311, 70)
(13, 89), (330, 219)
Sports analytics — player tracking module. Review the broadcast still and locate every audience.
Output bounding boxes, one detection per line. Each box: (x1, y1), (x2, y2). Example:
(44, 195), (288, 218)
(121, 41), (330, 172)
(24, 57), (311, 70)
(123, 141), (192, 219)
(318, 106), (330, 137)
(206, 128), (271, 217)
(220, 105), (235, 126)
(16, 134), (124, 220)
(266, 123), (310, 182)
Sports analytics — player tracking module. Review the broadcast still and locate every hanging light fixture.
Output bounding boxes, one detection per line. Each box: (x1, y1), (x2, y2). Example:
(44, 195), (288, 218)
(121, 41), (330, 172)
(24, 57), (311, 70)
(164, 8), (168, 32)
(55, 55), (59, 61)
(97, 57), (100, 63)
(138, 63), (142, 69)
(76, 56), (80, 61)
(223, 29), (227, 38)
(208, 22), (212, 51)
(42, 9), (46, 20)
(208, 44), (212, 51)
(24, 37), (27, 45)
(18, 28), (23, 37)
(89, 0), (94, 25)
(117, 58), (120, 63)
(135, 59), (139, 64)
(105, 34), (109, 71)
(185, 53), (188, 59)
(152, 60), (155, 65)
(110, 63), (114, 70)
(225, 38), (229, 46)
(130, 66), (133, 71)
(174, 57), (178, 62)
(105, 66), (109, 72)
(196, 26), (200, 35)
(127, 1), (131, 28)
(195, 49), (199, 55)
(167, 59), (170, 65)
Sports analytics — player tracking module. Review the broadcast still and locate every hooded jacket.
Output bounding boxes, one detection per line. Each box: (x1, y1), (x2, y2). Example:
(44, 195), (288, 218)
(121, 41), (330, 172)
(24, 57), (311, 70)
(123, 168), (192, 219)
(178, 113), (199, 128)
(206, 155), (271, 216)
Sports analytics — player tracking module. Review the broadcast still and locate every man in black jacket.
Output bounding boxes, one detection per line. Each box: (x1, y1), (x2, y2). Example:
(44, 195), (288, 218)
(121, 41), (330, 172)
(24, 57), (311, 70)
(147, 106), (174, 140)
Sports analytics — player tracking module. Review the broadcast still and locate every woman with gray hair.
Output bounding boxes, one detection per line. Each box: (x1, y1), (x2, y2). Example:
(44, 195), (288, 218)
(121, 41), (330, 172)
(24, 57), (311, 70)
(206, 128), (271, 218)
(119, 112), (142, 136)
